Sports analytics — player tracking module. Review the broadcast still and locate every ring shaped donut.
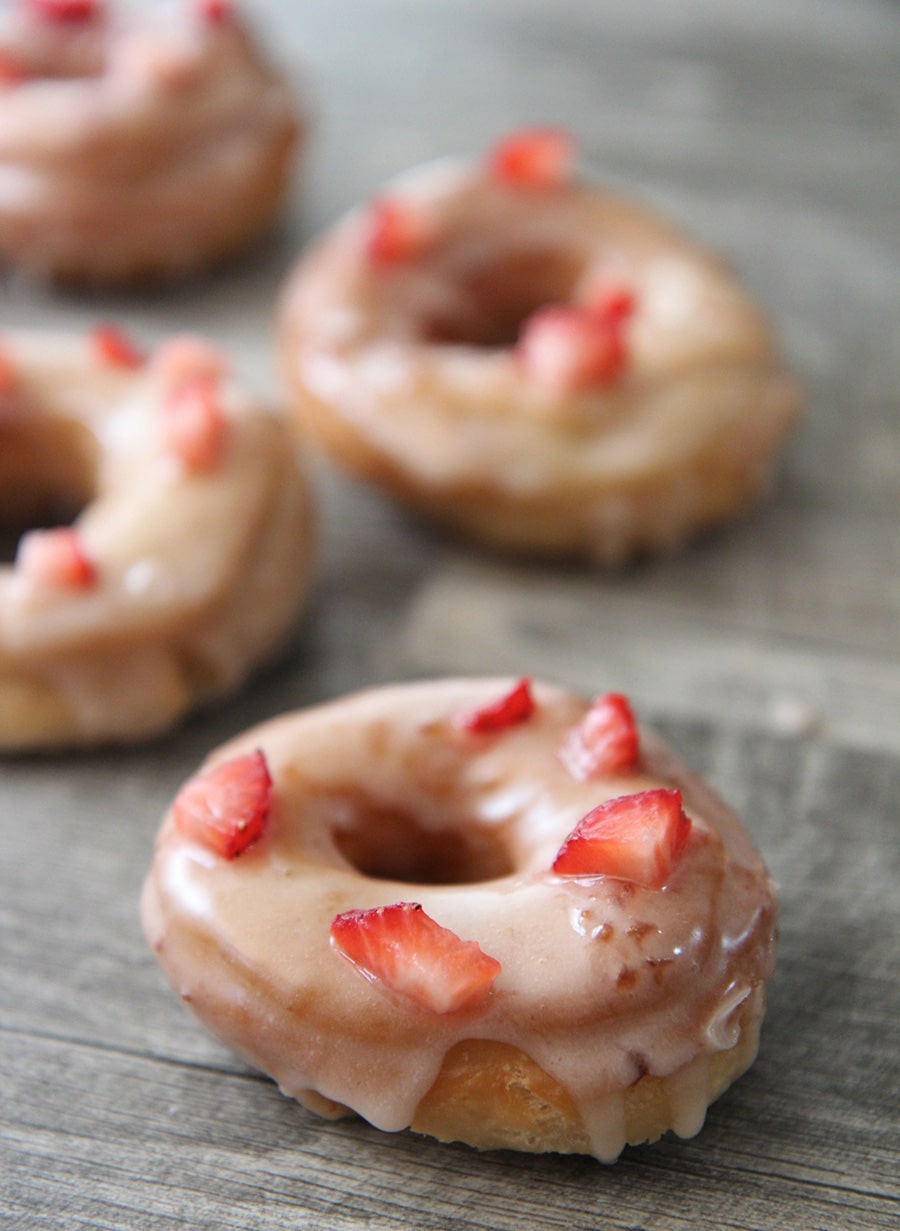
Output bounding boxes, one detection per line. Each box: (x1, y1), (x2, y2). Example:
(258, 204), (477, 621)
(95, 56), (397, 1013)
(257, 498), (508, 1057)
(0, 327), (313, 749)
(279, 129), (801, 562)
(0, 0), (301, 283)
(142, 678), (777, 1160)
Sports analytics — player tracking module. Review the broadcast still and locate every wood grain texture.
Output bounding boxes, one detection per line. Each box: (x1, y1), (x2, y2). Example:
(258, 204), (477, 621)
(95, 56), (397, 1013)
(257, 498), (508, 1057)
(2, 0), (899, 1226)
(2, 725), (898, 1229)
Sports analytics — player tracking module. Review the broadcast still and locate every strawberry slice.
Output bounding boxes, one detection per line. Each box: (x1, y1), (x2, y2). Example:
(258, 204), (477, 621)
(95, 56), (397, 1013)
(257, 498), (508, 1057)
(457, 678), (535, 734)
(552, 788), (692, 889)
(152, 335), (228, 387)
(559, 693), (639, 780)
(15, 527), (97, 589)
(330, 902), (501, 1014)
(27, 0), (103, 22)
(195, 0), (233, 25)
(585, 285), (637, 328)
(91, 324), (145, 371)
(0, 50), (31, 86)
(517, 304), (627, 393)
(362, 198), (430, 266)
(173, 749), (272, 859)
(160, 377), (228, 472)
(488, 126), (575, 190)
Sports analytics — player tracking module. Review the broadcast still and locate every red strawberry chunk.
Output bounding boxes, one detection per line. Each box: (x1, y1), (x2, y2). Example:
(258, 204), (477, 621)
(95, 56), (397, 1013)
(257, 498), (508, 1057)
(160, 378), (228, 472)
(195, 0), (233, 25)
(560, 693), (639, 780)
(552, 788), (692, 889)
(488, 126), (575, 190)
(91, 324), (145, 371)
(330, 902), (501, 1014)
(27, 0), (103, 23)
(15, 527), (97, 589)
(585, 285), (637, 328)
(457, 678), (535, 734)
(0, 50), (31, 86)
(517, 304), (627, 393)
(173, 750), (272, 859)
(363, 198), (430, 266)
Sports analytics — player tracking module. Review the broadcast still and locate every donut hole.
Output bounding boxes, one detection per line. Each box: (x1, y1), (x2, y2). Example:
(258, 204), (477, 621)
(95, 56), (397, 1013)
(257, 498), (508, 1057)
(422, 248), (582, 349)
(0, 420), (99, 563)
(332, 803), (516, 885)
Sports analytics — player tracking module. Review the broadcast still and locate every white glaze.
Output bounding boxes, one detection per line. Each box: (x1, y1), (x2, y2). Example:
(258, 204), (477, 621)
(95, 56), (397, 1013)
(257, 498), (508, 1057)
(141, 679), (778, 1156)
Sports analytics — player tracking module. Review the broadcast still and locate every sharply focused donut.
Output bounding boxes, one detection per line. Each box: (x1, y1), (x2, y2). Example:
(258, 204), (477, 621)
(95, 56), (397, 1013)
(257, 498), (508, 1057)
(141, 678), (777, 1160)
(0, 0), (302, 284)
(0, 326), (314, 749)
(279, 128), (802, 562)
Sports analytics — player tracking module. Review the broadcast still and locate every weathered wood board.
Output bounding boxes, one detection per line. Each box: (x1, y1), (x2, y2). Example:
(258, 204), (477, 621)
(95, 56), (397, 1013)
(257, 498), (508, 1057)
(2, 1), (898, 1227)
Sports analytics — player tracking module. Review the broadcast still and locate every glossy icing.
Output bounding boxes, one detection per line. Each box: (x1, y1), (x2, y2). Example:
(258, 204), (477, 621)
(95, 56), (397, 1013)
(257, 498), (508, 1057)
(0, 330), (313, 746)
(0, 2), (300, 280)
(142, 679), (777, 1159)
(280, 158), (801, 564)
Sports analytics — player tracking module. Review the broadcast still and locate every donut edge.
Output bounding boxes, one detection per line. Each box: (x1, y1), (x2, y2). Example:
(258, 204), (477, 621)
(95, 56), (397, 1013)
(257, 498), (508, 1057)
(409, 995), (765, 1156)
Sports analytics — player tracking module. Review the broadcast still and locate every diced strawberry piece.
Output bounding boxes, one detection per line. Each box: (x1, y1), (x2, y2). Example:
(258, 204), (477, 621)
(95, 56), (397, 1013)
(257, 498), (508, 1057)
(517, 304), (626, 393)
(15, 527), (97, 589)
(553, 788), (692, 889)
(457, 678), (535, 734)
(585, 285), (637, 328)
(27, 0), (103, 23)
(362, 198), (430, 266)
(560, 693), (640, 780)
(152, 335), (228, 387)
(0, 50), (31, 86)
(195, 0), (233, 24)
(91, 324), (145, 371)
(330, 902), (501, 1014)
(488, 126), (575, 190)
(173, 749), (272, 859)
(160, 377), (228, 472)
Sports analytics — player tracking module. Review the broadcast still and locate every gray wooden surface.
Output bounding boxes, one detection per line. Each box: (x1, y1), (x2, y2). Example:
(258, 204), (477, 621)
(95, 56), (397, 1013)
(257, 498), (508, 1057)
(2, 1), (898, 1227)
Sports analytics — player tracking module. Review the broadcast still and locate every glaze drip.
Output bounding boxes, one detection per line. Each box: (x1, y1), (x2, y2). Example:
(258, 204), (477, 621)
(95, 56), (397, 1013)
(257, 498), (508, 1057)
(141, 679), (777, 1158)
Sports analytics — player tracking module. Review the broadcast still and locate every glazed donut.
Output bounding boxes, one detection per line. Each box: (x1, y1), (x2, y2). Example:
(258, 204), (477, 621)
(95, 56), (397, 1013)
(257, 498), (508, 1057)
(141, 678), (777, 1160)
(0, 0), (301, 284)
(279, 128), (802, 562)
(0, 326), (313, 749)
